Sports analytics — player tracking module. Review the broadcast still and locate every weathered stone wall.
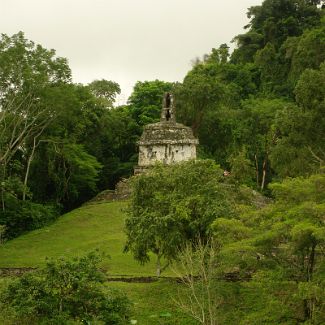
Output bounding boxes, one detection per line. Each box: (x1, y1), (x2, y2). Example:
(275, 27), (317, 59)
(138, 143), (196, 166)
(0, 267), (36, 276)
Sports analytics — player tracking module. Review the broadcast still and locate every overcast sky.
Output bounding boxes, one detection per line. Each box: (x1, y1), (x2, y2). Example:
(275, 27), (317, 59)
(2, 0), (263, 104)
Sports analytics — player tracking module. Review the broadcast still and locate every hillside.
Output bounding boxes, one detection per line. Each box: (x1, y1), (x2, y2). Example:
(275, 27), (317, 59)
(0, 201), (159, 277)
(0, 200), (198, 324)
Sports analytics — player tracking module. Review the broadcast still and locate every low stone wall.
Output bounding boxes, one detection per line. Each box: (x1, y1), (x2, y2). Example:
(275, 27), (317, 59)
(0, 267), (36, 276)
(115, 178), (132, 199)
(87, 178), (132, 204)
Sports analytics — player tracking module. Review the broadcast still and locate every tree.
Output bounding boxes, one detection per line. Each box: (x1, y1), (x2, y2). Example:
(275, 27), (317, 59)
(228, 147), (255, 187)
(231, 0), (324, 96)
(97, 105), (140, 188)
(88, 79), (121, 108)
(0, 32), (76, 236)
(172, 239), (224, 325)
(127, 80), (173, 126)
(2, 82), (104, 211)
(232, 0), (323, 64)
(0, 32), (71, 98)
(0, 32), (71, 206)
(124, 160), (234, 276)
(231, 31), (264, 64)
(175, 64), (224, 135)
(206, 44), (230, 64)
(270, 63), (325, 176)
(1, 252), (131, 324)
(252, 175), (325, 323)
(0, 94), (53, 206)
(233, 98), (290, 189)
(286, 23), (325, 84)
(210, 174), (325, 324)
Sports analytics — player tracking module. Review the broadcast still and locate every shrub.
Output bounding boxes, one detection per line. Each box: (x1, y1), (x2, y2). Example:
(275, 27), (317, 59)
(0, 199), (60, 239)
(0, 251), (131, 324)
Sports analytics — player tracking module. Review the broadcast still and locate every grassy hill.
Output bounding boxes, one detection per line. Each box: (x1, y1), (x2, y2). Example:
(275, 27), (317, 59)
(0, 200), (197, 324)
(0, 200), (158, 276)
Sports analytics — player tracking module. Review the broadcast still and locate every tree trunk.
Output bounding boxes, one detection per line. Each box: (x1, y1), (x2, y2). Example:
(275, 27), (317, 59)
(1, 162), (7, 211)
(23, 137), (38, 201)
(254, 154), (259, 187)
(307, 243), (316, 282)
(192, 108), (204, 137)
(156, 254), (161, 277)
(1, 179), (4, 211)
(303, 299), (310, 322)
(261, 158), (267, 190)
(59, 297), (63, 313)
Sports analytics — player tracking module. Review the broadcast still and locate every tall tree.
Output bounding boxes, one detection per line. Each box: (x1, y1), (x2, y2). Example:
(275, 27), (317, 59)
(124, 160), (234, 276)
(0, 32), (71, 212)
(87, 79), (121, 108)
(270, 63), (325, 176)
(128, 80), (173, 126)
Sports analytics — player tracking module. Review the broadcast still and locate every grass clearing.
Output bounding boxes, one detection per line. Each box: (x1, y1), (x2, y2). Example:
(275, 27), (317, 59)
(110, 279), (197, 325)
(0, 200), (199, 324)
(0, 201), (164, 276)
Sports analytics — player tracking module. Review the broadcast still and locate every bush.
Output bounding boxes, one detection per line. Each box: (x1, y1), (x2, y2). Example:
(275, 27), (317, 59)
(0, 199), (60, 239)
(0, 252), (131, 324)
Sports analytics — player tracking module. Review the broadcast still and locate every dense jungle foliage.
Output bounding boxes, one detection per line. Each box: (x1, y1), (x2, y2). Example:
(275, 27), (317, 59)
(125, 161), (324, 324)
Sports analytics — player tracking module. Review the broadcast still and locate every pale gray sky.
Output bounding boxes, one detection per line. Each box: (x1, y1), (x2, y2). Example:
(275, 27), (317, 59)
(2, 0), (263, 104)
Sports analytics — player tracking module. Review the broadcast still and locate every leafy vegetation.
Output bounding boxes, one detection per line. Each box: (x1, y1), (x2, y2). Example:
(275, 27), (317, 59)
(0, 201), (204, 325)
(126, 167), (324, 324)
(0, 252), (131, 324)
(124, 160), (234, 276)
(212, 174), (325, 324)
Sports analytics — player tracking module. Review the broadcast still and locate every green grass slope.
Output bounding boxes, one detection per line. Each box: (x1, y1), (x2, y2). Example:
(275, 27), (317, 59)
(0, 201), (158, 276)
(113, 281), (197, 325)
(0, 201), (197, 324)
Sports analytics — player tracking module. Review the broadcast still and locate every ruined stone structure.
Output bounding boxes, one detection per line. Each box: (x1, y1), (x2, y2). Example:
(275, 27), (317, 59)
(134, 93), (199, 174)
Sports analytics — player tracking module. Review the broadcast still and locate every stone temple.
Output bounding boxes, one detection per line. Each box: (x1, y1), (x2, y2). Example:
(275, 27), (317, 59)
(134, 93), (199, 174)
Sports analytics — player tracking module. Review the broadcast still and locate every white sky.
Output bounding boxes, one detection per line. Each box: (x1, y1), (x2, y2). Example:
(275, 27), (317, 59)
(1, 0), (263, 104)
